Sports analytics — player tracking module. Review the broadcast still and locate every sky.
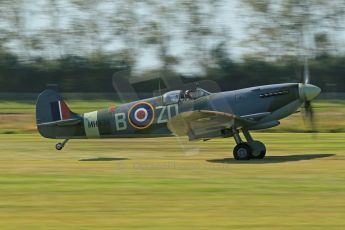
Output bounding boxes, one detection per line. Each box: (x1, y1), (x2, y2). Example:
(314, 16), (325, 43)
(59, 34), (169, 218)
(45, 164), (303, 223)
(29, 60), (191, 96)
(5, 0), (345, 75)
(133, 0), (248, 74)
(12, 0), (247, 75)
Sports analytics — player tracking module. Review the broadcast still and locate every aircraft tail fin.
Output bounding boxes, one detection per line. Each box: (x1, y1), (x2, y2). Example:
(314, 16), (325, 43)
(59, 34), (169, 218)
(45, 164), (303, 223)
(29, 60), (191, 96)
(36, 89), (82, 138)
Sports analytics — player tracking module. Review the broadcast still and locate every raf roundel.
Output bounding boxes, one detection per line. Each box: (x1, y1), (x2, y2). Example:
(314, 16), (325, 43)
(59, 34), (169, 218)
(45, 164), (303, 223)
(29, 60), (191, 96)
(128, 102), (155, 129)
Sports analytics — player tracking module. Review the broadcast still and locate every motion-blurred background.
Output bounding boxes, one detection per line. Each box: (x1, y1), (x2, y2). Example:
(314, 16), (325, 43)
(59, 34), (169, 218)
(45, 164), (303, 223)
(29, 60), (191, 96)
(0, 0), (345, 133)
(1, 2), (345, 229)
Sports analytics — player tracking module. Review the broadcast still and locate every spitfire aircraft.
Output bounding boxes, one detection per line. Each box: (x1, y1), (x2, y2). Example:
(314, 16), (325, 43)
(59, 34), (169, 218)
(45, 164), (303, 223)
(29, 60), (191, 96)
(36, 73), (321, 160)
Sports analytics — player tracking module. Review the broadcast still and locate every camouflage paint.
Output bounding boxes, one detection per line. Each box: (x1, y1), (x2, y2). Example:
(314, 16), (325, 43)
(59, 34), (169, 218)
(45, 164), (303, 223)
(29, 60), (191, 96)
(36, 83), (311, 140)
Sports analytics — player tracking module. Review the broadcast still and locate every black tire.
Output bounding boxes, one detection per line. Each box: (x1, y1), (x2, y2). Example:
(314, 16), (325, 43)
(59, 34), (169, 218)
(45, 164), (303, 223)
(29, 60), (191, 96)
(250, 141), (266, 159)
(55, 143), (63, 151)
(233, 143), (252, 160)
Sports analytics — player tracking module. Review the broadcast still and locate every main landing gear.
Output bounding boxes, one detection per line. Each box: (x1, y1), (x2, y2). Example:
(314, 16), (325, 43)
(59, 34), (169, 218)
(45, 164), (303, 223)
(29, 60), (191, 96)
(55, 139), (69, 151)
(232, 129), (266, 160)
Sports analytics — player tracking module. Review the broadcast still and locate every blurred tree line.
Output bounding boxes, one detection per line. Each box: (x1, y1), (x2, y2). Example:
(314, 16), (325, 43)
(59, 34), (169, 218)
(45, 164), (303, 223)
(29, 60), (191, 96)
(0, 0), (344, 93)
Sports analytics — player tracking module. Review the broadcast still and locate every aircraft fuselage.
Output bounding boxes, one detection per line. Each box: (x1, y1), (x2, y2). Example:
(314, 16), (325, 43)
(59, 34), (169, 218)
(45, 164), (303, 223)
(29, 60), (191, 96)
(46, 83), (304, 139)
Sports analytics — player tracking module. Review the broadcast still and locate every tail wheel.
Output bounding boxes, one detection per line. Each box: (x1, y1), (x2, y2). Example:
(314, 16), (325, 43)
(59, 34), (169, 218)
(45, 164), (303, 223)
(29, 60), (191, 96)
(233, 143), (252, 160)
(55, 143), (63, 151)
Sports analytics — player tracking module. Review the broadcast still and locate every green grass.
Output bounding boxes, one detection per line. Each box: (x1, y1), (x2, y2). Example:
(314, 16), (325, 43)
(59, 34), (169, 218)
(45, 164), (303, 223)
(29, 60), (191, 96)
(0, 133), (344, 229)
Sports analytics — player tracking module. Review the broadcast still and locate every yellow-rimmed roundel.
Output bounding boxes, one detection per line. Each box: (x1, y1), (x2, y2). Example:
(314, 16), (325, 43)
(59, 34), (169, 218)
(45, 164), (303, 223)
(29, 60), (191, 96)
(128, 102), (155, 129)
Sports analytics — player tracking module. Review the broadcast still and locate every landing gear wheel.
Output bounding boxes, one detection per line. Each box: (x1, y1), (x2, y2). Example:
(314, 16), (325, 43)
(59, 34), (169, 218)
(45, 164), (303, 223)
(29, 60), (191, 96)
(55, 139), (69, 151)
(233, 143), (252, 160)
(249, 141), (266, 159)
(55, 143), (63, 151)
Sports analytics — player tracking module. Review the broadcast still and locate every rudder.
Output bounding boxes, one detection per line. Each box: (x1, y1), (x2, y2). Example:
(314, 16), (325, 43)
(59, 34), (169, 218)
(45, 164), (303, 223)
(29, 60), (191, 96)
(36, 89), (74, 124)
(36, 90), (83, 139)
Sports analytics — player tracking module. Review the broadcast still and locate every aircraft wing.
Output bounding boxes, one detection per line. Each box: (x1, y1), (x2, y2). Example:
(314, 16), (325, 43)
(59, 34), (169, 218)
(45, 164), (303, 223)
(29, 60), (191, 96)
(240, 112), (270, 121)
(167, 110), (272, 140)
(167, 110), (235, 140)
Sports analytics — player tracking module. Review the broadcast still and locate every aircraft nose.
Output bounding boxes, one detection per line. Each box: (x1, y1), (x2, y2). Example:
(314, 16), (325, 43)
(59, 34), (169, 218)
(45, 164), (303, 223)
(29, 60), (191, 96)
(299, 83), (321, 101)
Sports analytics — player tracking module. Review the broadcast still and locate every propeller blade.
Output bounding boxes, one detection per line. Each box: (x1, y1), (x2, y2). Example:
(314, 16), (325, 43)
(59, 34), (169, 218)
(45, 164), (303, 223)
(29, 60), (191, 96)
(303, 100), (317, 133)
(175, 135), (200, 156)
(304, 57), (310, 84)
(300, 54), (318, 134)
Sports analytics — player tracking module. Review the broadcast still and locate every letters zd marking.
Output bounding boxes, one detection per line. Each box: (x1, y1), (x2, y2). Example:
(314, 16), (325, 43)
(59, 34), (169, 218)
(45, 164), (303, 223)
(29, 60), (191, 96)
(156, 104), (179, 124)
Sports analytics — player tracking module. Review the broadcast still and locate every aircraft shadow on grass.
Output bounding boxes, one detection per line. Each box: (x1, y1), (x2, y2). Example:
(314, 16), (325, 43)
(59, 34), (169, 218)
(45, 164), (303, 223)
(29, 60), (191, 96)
(207, 154), (335, 164)
(79, 157), (129, 161)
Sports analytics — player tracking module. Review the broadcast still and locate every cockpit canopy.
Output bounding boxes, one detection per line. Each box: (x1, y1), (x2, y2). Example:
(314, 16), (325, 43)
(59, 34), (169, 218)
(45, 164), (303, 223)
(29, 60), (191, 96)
(162, 90), (182, 104)
(162, 88), (211, 104)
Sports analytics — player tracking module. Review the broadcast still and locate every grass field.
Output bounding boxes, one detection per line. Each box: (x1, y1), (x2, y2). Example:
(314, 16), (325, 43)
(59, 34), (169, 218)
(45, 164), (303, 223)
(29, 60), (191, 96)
(0, 133), (344, 229)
